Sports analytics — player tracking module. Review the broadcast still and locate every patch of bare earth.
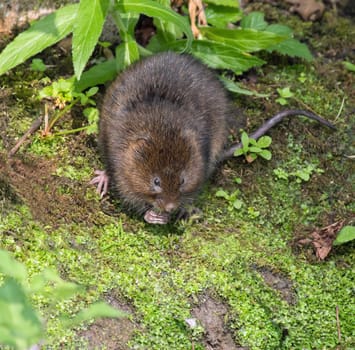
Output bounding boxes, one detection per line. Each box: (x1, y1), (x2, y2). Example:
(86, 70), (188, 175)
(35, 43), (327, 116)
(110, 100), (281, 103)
(255, 266), (297, 305)
(192, 295), (248, 350)
(0, 154), (102, 227)
(79, 295), (138, 350)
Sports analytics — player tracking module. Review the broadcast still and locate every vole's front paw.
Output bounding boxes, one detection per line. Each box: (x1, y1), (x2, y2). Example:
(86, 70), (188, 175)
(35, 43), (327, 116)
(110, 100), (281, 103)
(144, 209), (170, 224)
(90, 170), (109, 198)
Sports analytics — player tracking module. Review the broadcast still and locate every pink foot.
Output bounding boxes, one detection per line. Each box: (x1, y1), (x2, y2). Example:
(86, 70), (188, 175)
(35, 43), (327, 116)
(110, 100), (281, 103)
(144, 209), (170, 224)
(90, 170), (109, 198)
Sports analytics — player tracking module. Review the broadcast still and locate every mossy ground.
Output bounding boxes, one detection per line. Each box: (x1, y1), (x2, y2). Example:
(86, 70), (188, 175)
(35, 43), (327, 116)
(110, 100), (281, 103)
(0, 3), (354, 350)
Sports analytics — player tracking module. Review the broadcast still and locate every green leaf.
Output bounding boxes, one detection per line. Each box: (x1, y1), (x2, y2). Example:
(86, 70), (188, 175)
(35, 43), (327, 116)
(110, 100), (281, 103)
(241, 132), (249, 152)
(233, 148), (244, 157)
(333, 226), (355, 246)
(219, 76), (269, 96)
(66, 301), (126, 327)
(277, 87), (294, 98)
(116, 0), (193, 51)
(74, 59), (117, 92)
(200, 27), (287, 52)
(268, 38), (313, 62)
(233, 199), (243, 210)
(240, 12), (268, 31)
(205, 4), (242, 28)
(256, 135), (272, 148)
(73, 0), (110, 80)
(0, 4), (79, 76)
(115, 38), (140, 72)
(259, 149), (272, 160)
(249, 146), (262, 153)
(30, 58), (47, 72)
(266, 24), (293, 36)
(204, 0), (239, 7)
(215, 189), (229, 200)
(0, 278), (43, 349)
(343, 61), (355, 72)
(0, 250), (27, 282)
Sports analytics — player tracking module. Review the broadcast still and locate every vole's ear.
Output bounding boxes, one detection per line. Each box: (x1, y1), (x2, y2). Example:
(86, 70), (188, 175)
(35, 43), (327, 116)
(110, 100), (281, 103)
(128, 137), (151, 159)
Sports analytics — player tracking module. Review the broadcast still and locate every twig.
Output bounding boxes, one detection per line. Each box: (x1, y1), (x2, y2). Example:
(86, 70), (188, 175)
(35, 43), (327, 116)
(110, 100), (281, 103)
(8, 116), (43, 157)
(335, 97), (345, 122)
(336, 305), (341, 343)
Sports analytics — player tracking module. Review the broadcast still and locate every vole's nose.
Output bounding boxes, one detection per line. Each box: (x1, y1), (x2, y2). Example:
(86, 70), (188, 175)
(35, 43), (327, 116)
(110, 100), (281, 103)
(164, 202), (177, 213)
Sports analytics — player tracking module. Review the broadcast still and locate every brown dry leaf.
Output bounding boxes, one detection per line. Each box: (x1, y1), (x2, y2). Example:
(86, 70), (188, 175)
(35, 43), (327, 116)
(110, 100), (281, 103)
(307, 221), (345, 260)
(285, 0), (325, 21)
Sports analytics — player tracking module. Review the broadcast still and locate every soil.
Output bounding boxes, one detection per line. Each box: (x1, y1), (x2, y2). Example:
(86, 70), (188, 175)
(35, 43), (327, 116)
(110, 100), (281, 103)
(192, 295), (248, 350)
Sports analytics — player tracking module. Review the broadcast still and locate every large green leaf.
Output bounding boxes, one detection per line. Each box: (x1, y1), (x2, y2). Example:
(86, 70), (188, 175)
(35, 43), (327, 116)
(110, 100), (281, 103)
(74, 59), (117, 92)
(0, 4), (78, 76)
(116, 0), (193, 51)
(267, 38), (313, 61)
(73, 0), (110, 80)
(0, 250), (27, 283)
(200, 27), (287, 52)
(205, 4), (242, 28)
(240, 11), (268, 31)
(205, 0), (239, 7)
(152, 39), (265, 74)
(115, 37), (140, 72)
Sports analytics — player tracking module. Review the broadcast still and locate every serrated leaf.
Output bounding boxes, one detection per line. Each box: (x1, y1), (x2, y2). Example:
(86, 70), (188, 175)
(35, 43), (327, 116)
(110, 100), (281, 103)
(268, 38), (313, 61)
(73, 0), (109, 80)
(259, 149), (272, 160)
(74, 59), (117, 92)
(200, 27), (287, 52)
(219, 76), (269, 97)
(266, 24), (293, 36)
(0, 250), (27, 282)
(204, 0), (239, 7)
(115, 38), (140, 72)
(256, 135), (272, 148)
(0, 4), (78, 76)
(116, 0), (193, 51)
(205, 4), (242, 28)
(153, 39), (265, 74)
(240, 12), (268, 31)
(333, 226), (355, 246)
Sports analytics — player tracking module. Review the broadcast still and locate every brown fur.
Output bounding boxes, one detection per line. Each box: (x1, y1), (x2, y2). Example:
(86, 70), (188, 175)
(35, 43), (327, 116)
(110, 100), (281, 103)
(99, 52), (234, 214)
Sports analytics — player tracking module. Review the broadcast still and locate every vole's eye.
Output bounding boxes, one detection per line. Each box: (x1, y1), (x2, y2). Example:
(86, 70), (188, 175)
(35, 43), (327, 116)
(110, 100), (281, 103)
(180, 177), (185, 186)
(153, 177), (161, 188)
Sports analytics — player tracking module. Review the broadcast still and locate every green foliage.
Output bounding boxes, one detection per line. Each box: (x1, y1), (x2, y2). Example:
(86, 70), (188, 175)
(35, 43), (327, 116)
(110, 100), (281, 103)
(334, 226), (355, 246)
(30, 58), (47, 72)
(0, 1), (313, 135)
(276, 86), (294, 105)
(0, 249), (125, 350)
(215, 189), (243, 211)
(343, 61), (355, 72)
(234, 131), (272, 162)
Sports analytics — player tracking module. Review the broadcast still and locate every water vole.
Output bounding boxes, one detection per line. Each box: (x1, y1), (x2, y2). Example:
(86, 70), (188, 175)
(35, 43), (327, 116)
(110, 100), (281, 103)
(91, 52), (335, 224)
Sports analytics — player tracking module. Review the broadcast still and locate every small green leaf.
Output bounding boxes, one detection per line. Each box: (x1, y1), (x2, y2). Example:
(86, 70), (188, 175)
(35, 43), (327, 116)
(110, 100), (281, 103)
(233, 148), (244, 157)
(249, 146), (262, 153)
(73, 0), (110, 80)
(233, 199), (243, 210)
(256, 135), (272, 148)
(241, 132), (249, 152)
(30, 58), (47, 72)
(343, 61), (355, 72)
(240, 12), (268, 31)
(259, 149), (272, 160)
(0, 4), (79, 75)
(333, 226), (355, 246)
(276, 97), (288, 105)
(215, 189), (229, 200)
